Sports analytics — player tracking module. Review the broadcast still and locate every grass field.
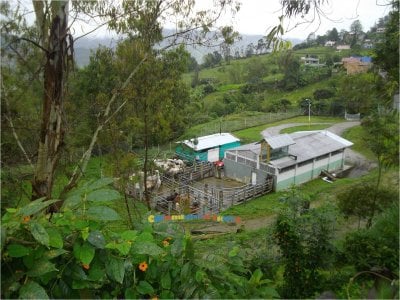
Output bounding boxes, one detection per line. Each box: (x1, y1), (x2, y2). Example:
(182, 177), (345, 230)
(280, 123), (332, 133)
(342, 125), (375, 160)
(233, 116), (343, 143)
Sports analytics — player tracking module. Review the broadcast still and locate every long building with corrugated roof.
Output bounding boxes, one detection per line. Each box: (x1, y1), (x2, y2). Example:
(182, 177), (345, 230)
(224, 130), (353, 191)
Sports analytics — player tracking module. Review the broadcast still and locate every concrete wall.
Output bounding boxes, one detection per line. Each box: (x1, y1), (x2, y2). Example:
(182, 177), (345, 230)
(225, 150), (346, 191)
(275, 153), (344, 190)
(224, 158), (269, 185)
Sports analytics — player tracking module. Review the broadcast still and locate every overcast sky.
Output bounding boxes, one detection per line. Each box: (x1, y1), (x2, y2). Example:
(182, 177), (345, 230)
(18, 0), (392, 41)
(214, 0), (391, 39)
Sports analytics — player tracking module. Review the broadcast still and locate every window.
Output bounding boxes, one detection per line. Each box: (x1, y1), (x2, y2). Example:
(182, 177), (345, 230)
(331, 149), (343, 156)
(280, 165), (295, 173)
(316, 154), (329, 161)
(298, 159), (313, 167)
(226, 153), (236, 161)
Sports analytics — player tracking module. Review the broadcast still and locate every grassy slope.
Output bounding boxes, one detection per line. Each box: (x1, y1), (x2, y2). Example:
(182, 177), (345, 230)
(233, 116), (343, 143)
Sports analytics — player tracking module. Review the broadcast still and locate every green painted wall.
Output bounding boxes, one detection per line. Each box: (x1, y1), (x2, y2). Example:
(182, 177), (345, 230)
(176, 141), (241, 162)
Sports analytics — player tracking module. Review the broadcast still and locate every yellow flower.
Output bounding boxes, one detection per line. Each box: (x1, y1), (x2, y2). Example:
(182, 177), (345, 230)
(162, 240), (170, 247)
(138, 261), (148, 272)
(82, 263), (90, 270)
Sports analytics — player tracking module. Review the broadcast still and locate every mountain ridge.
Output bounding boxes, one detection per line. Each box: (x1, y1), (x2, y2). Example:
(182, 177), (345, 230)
(74, 32), (303, 67)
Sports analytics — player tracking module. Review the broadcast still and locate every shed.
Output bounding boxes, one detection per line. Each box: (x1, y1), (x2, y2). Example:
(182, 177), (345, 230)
(176, 133), (240, 162)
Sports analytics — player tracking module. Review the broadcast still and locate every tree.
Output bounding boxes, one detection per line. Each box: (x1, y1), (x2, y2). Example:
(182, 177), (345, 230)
(281, 54), (301, 90)
(220, 26), (239, 64)
(337, 183), (397, 228)
(245, 57), (268, 84)
(245, 43), (254, 57)
(361, 109), (399, 227)
(2, 0), (238, 208)
(273, 188), (335, 298)
(337, 73), (378, 114)
(374, 1), (399, 91)
(256, 38), (267, 54)
(350, 20), (363, 47)
(327, 27), (339, 41)
(343, 202), (399, 272)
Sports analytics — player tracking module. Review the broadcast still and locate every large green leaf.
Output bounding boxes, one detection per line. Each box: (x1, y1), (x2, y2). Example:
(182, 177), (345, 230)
(171, 238), (183, 257)
(62, 194), (81, 209)
(85, 177), (115, 192)
(86, 206), (120, 221)
(7, 244), (31, 257)
(131, 242), (164, 257)
(136, 280), (154, 295)
(106, 257), (125, 284)
(105, 241), (131, 256)
(26, 258), (57, 277)
(44, 248), (68, 259)
(17, 198), (60, 217)
(120, 230), (138, 241)
(47, 227), (63, 248)
(73, 242), (95, 265)
(29, 222), (49, 247)
(125, 287), (138, 299)
(249, 268), (263, 286)
(87, 189), (121, 202)
(87, 230), (106, 249)
(161, 272), (171, 289)
(19, 281), (49, 299)
(135, 231), (154, 243)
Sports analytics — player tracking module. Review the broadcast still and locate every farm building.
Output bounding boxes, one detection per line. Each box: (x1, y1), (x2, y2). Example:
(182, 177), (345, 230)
(176, 132), (240, 162)
(224, 130), (353, 191)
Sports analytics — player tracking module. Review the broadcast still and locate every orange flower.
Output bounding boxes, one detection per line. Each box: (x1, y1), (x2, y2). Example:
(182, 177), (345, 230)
(22, 216), (30, 223)
(162, 239), (170, 247)
(151, 296), (158, 300)
(138, 261), (148, 272)
(82, 263), (90, 270)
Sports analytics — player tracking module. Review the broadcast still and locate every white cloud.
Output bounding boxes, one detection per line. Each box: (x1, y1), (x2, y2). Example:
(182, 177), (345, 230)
(214, 0), (391, 39)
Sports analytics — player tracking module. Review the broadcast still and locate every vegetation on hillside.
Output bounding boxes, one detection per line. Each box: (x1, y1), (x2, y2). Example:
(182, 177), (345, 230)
(1, 0), (398, 299)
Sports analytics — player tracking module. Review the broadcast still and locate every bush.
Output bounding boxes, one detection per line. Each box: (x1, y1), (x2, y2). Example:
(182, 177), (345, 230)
(342, 203), (399, 272)
(1, 178), (279, 299)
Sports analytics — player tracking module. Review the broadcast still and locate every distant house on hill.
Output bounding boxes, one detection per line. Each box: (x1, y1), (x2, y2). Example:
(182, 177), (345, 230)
(325, 40), (336, 47)
(363, 39), (373, 49)
(176, 133), (240, 162)
(376, 27), (386, 33)
(224, 131), (353, 191)
(342, 56), (372, 75)
(336, 45), (351, 51)
(301, 55), (321, 66)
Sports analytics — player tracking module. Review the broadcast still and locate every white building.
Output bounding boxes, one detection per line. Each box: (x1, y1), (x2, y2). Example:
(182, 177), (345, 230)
(224, 131), (353, 191)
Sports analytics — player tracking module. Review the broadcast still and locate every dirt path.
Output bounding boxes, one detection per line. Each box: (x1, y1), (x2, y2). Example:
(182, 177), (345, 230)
(261, 122), (330, 137)
(193, 121), (375, 235)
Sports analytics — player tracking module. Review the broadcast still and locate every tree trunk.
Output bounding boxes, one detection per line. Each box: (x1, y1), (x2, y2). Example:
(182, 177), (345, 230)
(32, 1), (69, 201)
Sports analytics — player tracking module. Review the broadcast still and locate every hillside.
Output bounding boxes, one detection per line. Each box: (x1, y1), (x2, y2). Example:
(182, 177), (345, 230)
(179, 46), (363, 135)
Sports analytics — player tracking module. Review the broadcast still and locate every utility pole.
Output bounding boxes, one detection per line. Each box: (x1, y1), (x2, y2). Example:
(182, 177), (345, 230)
(306, 99), (311, 126)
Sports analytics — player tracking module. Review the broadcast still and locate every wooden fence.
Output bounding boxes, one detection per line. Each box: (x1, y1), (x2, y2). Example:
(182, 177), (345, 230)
(152, 176), (273, 215)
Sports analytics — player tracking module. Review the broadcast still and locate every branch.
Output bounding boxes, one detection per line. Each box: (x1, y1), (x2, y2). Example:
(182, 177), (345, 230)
(60, 54), (148, 197)
(2, 37), (49, 54)
(2, 90), (34, 169)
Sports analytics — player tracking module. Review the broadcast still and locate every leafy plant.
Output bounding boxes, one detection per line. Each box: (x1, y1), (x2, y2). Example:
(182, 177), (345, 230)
(2, 177), (279, 299)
